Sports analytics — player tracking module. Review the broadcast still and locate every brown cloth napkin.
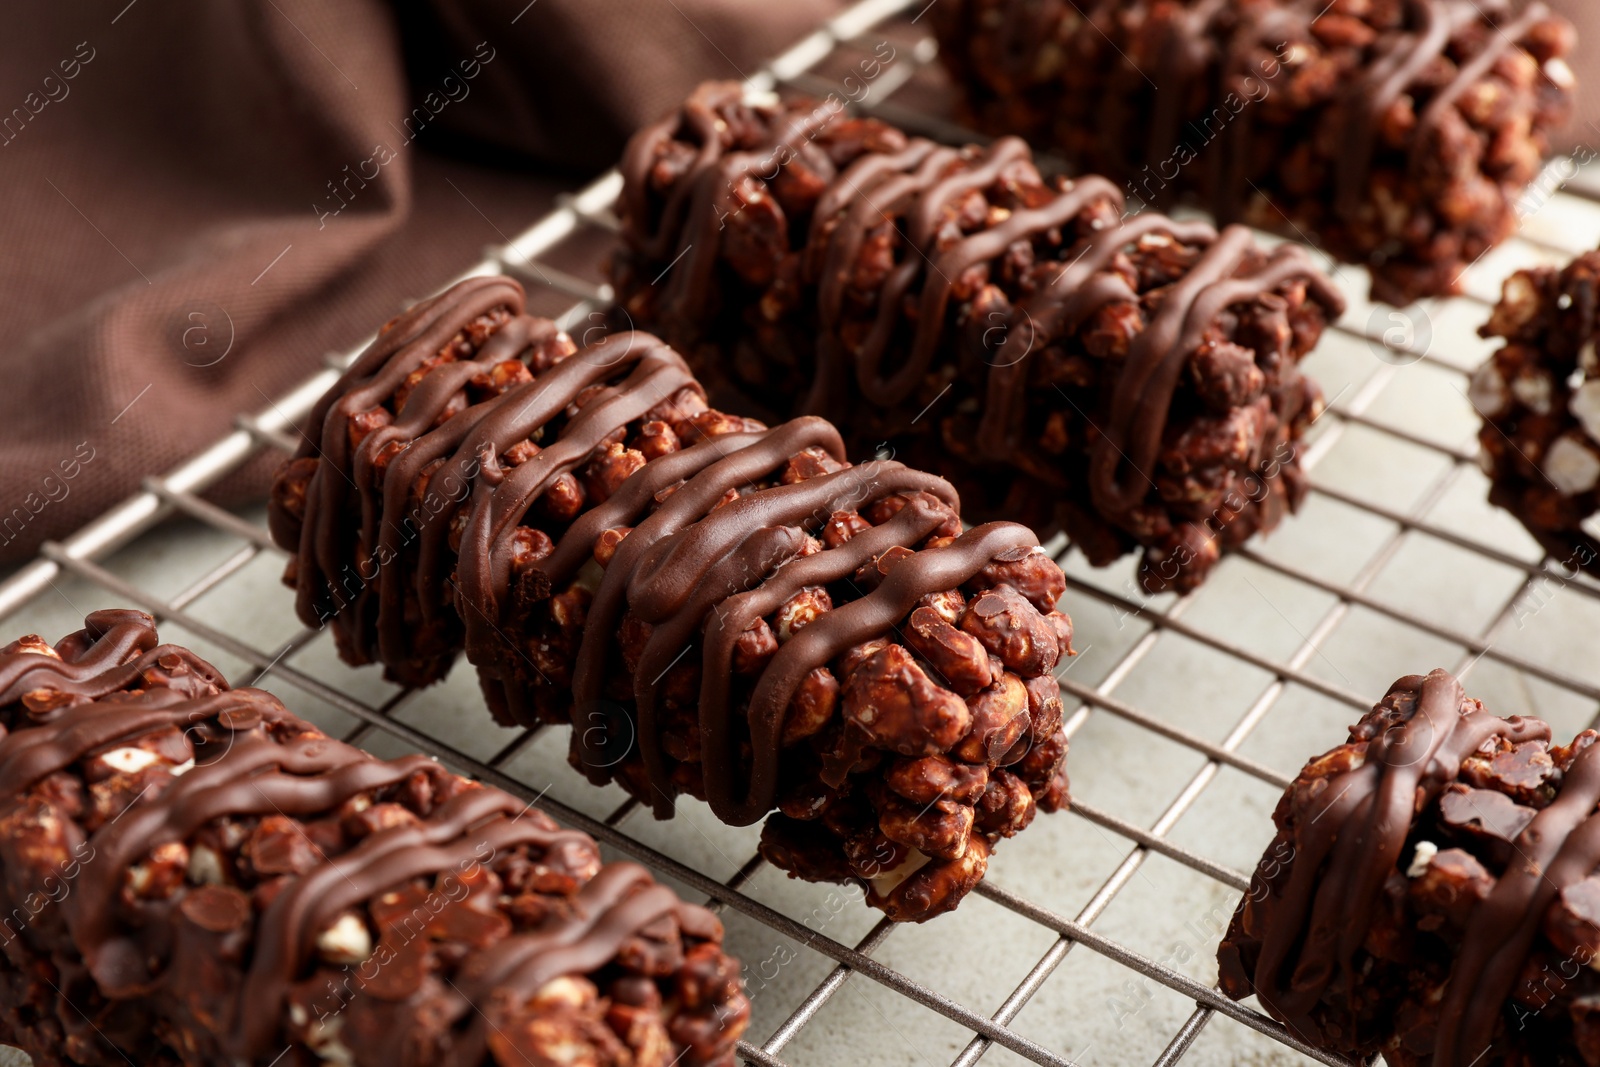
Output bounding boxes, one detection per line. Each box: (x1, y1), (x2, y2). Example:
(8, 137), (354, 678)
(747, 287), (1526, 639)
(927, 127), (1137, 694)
(0, 0), (836, 563)
(1545, 0), (1600, 153)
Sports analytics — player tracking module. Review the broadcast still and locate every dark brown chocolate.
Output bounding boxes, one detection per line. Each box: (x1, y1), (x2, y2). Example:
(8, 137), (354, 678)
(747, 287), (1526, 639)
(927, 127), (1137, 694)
(1474, 245), (1600, 579)
(1220, 669), (1600, 1065)
(934, 0), (1575, 305)
(0, 609), (749, 1067)
(613, 83), (1345, 592)
(270, 278), (1074, 921)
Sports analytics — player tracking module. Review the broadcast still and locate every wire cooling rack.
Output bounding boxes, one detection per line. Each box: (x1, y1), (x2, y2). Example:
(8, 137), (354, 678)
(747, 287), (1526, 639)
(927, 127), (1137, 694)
(6, 1), (1600, 1064)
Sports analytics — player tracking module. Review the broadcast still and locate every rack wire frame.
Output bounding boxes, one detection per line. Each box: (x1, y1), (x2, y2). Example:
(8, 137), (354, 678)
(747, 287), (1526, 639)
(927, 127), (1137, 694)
(5, 1), (1600, 1063)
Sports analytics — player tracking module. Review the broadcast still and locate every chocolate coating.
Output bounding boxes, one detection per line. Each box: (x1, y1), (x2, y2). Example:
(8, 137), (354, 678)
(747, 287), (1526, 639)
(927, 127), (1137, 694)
(1473, 244), (1600, 579)
(270, 278), (1075, 921)
(0, 609), (749, 1067)
(934, 0), (1574, 304)
(1220, 669), (1600, 1065)
(613, 82), (1345, 592)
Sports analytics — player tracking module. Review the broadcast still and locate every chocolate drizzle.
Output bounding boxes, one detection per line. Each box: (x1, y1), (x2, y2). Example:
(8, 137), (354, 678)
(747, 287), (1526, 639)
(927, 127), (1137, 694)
(499, 408), (1035, 824)
(987, 0), (1548, 226)
(1232, 668), (1600, 1065)
(1341, 0), (1547, 221)
(450, 329), (700, 661)
(273, 277), (1055, 846)
(281, 276), (540, 675)
(0, 610), (704, 1065)
(1432, 737), (1600, 1063)
(1001, 217), (1337, 519)
(619, 82), (1343, 525)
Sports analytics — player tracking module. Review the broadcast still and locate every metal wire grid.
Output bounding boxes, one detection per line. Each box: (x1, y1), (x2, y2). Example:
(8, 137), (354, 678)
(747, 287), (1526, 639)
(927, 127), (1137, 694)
(3, 1), (1600, 1063)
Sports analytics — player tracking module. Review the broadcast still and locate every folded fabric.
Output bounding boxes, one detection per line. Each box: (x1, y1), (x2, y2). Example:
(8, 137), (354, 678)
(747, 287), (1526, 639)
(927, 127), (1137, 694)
(0, 0), (836, 562)
(1544, 0), (1600, 152)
